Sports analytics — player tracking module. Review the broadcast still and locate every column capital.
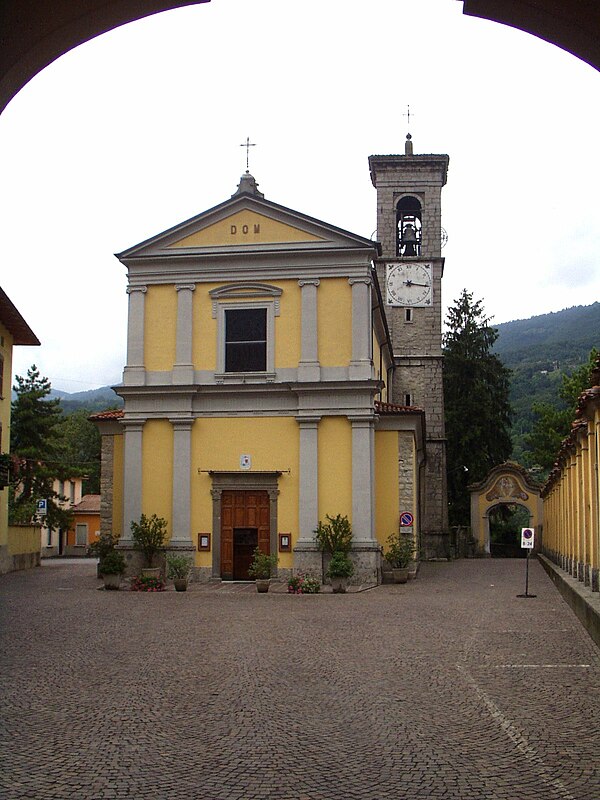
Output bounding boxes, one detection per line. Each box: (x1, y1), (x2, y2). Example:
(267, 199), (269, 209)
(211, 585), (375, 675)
(348, 277), (372, 287)
(126, 285), (147, 294)
(296, 415), (322, 428)
(175, 283), (196, 292)
(170, 417), (194, 431)
(298, 279), (320, 287)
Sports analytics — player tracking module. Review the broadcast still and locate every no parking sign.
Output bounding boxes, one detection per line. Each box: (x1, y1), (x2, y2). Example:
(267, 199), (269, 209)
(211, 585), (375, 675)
(521, 528), (535, 549)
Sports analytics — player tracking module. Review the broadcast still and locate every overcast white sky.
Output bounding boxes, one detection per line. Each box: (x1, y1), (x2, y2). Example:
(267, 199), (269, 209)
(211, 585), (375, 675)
(2, 0), (599, 393)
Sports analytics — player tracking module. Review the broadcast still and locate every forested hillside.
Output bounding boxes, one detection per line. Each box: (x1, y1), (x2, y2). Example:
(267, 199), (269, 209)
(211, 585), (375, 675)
(493, 302), (600, 464)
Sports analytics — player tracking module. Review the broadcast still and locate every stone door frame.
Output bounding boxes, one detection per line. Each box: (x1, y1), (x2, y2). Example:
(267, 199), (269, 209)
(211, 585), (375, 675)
(209, 471), (280, 579)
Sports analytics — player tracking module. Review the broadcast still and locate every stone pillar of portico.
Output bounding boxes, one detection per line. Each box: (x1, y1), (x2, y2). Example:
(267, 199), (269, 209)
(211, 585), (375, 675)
(298, 279), (320, 382)
(120, 420), (144, 544)
(170, 418), (194, 547)
(123, 286), (147, 386)
(348, 277), (372, 380)
(173, 284), (195, 384)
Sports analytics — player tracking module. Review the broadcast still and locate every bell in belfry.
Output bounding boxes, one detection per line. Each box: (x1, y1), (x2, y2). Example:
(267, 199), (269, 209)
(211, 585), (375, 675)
(402, 223), (417, 255)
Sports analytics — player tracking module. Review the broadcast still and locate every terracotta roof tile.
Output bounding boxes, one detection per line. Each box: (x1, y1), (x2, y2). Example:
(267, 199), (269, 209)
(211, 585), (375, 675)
(374, 400), (424, 415)
(73, 494), (101, 513)
(89, 409), (124, 421)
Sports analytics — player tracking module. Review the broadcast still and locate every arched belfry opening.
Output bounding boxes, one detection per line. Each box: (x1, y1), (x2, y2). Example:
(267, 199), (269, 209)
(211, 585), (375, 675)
(396, 195), (422, 257)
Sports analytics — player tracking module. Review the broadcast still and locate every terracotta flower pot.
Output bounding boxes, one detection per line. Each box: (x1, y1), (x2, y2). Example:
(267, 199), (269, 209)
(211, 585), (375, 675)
(173, 578), (188, 592)
(255, 579), (270, 593)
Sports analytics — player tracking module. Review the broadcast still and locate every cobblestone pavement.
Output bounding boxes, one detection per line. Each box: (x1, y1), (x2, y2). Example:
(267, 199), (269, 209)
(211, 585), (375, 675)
(1, 558), (599, 800)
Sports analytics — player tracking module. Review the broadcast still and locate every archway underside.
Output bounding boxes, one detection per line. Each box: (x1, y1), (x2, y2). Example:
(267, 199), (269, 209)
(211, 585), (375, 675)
(1, 1), (599, 116)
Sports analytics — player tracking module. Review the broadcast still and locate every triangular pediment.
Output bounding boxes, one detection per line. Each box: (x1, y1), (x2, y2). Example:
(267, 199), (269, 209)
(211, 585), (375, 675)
(116, 192), (378, 262)
(168, 209), (325, 248)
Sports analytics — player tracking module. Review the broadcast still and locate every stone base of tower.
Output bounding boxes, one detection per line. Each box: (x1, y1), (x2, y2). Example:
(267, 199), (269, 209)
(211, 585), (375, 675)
(420, 439), (450, 559)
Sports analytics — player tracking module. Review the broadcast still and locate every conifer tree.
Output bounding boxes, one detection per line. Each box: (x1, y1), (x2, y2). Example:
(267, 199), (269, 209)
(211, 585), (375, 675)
(9, 365), (72, 532)
(443, 290), (512, 526)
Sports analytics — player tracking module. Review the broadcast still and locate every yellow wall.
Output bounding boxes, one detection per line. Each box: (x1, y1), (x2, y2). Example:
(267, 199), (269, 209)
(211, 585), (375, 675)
(374, 431), (399, 547)
(275, 280), (301, 368)
(112, 434), (124, 537)
(318, 279), (352, 367)
(142, 420), (173, 530)
(144, 285), (177, 371)
(318, 417), (352, 521)
(8, 525), (40, 555)
(191, 416), (300, 569)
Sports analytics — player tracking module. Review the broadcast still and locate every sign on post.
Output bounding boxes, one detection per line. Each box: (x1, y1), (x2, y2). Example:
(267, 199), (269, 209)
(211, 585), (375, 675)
(400, 512), (414, 527)
(36, 499), (48, 516)
(521, 528), (535, 549)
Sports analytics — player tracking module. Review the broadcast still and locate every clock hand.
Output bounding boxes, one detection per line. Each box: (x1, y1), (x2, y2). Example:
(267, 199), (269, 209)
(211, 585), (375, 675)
(404, 281), (429, 288)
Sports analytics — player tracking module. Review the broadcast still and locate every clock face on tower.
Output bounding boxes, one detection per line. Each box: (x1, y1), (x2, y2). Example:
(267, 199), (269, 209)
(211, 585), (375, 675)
(386, 262), (433, 307)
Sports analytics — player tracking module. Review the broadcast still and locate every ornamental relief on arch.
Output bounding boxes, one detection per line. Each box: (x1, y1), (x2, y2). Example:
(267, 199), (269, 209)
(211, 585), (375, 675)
(485, 476), (529, 502)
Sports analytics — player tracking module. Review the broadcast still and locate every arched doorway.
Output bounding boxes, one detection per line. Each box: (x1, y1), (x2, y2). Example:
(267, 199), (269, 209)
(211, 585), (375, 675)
(488, 502), (531, 557)
(469, 462), (543, 556)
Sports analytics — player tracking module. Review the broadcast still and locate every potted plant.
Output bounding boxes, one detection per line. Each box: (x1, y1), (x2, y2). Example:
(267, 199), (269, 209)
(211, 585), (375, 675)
(166, 553), (192, 592)
(248, 547), (278, 592)
(326, 551), (354, 593)
(130, 513), (167, 577)
(383, 532), (415, 584)
(98, 549), (126, 590)
(89, 530), (120, 578)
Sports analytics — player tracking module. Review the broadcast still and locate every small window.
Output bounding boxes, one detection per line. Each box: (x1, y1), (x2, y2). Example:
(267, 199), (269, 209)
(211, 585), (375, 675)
(404, 393), (412, 407)
(75, 523), (88, 546)
(225, 308), (267, 372)
(404, 308), (413, 323)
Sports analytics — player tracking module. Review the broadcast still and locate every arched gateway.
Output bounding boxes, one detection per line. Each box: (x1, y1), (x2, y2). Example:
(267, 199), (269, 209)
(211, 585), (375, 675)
(469, 463), (543, 556)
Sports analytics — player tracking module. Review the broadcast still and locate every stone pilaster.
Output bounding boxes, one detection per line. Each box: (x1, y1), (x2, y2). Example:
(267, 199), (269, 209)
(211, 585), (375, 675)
(174, 284), (195, 384)
(298, 279), (320, 382)
(348, 277), (372, 380)
(170, 419), (193, 546)
(121, 420), (144, 545)
(123, 286), (147, 386)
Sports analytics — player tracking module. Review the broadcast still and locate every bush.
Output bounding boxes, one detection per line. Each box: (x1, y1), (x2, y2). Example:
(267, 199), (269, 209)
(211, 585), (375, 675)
(383, 533), (415, 569)
(166, 553), (192, 580)
(89, 530), (119, 561)
(326, 551), (354, 579)
(314, 514), (352, 554)
(130, 575), (165, 592)
(247, 548), (278, 579)
(99, 549), (126, 575)
(130, 513), (167, 567)
(288, 574), (321, 594)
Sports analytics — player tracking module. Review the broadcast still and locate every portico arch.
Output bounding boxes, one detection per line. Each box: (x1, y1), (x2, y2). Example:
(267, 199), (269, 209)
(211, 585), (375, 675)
(469, 462), (543, 556)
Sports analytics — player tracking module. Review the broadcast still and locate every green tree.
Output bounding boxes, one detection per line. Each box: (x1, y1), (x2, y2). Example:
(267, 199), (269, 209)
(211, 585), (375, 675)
(523, 348), (598, 474)
(443, 290), (512, 526)
(9, 365), (73, 532)
(57, 409), (102, 494)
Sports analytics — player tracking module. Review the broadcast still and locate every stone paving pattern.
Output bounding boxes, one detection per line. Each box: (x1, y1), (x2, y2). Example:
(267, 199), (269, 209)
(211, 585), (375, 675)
(1, 558), (599, 799)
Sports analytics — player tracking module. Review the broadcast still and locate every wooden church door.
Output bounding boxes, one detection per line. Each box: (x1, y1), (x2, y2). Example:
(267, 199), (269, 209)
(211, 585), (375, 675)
(220, 490), (270, 580)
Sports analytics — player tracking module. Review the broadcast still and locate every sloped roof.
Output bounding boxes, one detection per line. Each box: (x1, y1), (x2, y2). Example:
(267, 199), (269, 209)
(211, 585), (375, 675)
(0, 287), (40, 345)
(73, 494), (100, 513)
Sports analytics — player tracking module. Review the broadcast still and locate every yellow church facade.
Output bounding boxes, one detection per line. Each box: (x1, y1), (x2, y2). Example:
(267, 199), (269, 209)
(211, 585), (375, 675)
(95, 173), (424, 583)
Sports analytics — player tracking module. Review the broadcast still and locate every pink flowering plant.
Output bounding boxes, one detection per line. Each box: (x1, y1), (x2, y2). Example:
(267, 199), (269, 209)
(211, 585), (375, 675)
(287, 573), (320, 594)
(130, 575), (165, 592)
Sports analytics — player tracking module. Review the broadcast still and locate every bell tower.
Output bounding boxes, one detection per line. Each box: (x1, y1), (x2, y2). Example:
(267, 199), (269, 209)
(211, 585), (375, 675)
(369, 136), (449, 557)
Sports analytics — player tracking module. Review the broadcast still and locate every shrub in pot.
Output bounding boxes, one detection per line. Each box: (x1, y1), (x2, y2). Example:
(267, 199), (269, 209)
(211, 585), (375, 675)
(248, 547), (278, 592)
(130, 513), (167, 573)
(383, 533), (415, 584)
(326, 550), (354, 593)
(166, 553), (192, 591)
(99, 549), (126, 590)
